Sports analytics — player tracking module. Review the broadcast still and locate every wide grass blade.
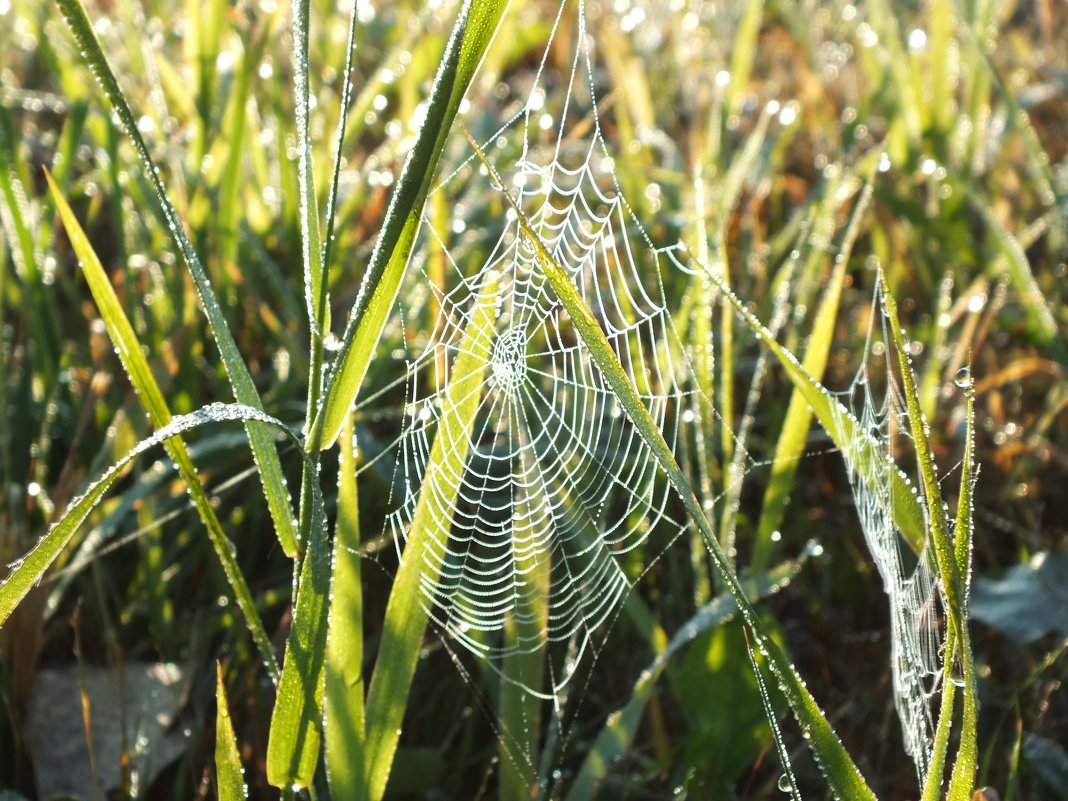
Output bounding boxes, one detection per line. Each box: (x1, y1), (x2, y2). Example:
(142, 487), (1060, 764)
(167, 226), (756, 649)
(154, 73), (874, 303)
(325, 411), (366, 798)
(46, 172), (281, 681)
(360, 271), (499, 801)
(264, 476), (333, 787)
(311, 0), (507, 451)
(215, 664), (248, 801)
(53, 0), (299, 558)
(469, 135), (878, 801)
(0, 403), (316, 629)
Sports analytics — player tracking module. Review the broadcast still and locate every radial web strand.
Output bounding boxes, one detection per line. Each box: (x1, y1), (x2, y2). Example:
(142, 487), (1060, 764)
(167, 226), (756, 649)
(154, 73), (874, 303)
(365, 0), (711, 695)
(830, 284), (945, 784)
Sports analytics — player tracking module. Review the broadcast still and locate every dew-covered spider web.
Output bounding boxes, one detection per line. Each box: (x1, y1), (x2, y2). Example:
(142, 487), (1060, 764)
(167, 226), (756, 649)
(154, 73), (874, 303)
(362, 0), (710, 697)
(828, 282), (946, 785)
(352, 0), (952, 786)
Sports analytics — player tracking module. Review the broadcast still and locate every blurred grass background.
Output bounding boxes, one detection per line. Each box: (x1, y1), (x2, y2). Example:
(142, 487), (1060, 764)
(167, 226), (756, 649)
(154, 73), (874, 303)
(1, 0), (1065, 798)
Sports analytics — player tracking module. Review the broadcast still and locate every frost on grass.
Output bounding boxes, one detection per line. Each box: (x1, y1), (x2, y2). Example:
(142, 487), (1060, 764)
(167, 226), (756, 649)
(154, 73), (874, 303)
(831, 286), (945, 785)
(368, 0), (703, 693)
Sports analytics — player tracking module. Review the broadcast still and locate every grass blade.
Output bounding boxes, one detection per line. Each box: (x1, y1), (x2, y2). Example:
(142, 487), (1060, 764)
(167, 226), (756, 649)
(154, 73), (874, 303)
(693, 256), (928, 553)
(46, 172), (281, 681)
(360, 270), (499, 801)
(469, 135), (878, 801)
(291, 0), (327, 412)
(325, 411), (366, 798)
(947, 379), (979, 800)
(753, 181), (874, 570)
(969, 196), (1059, 350)
(922, 371), (978, 801)
(53, 0), (299, 557)
(1, 403), (313, 628)
(264, 480), (332, 788)
(311, 0), (507, 451)
(499, 445), (550, 801)
(880, 276), (977, 798)
(215, 663), (248, 801)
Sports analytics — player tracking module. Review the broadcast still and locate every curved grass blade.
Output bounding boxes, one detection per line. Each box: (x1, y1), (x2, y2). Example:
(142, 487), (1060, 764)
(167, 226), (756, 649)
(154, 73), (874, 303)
(46, 171), (281, 681)
(215, 663), (248, 801)
(311, 0), (508, 451)
(360, 271), (498, 801)
(468, 134), (878, 801)
(696, 257), (928, 554)
(53, 0), (299, 557)
(0, 403), (318, 629)
(754, 181), (874, 570)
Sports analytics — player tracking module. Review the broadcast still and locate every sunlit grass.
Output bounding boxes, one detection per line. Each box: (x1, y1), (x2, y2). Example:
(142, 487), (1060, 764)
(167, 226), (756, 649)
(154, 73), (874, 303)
(0, 0), (1065, 798)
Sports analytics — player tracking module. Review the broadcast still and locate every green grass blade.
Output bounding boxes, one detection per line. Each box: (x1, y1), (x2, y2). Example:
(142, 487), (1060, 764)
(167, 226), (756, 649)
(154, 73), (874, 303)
(0, 108), (60, 375)
(947, 375), (979, 800)
(724, 0), (764, 116)
(265, 484), (333, 788)
(291, 0), (327, 411)
(360, 270), (498, 801)
(697, 258), (928, 554)
(325, 411), (366, 798)
(923, 378), (978, 801)
(879, 276), (963, 630)
(53, 0), (299, 557)
(321, 0), (359, 280)
(744, 628), (802, 800)
(753, 181), (874, 570)
(469, 136), (877, 801)
(499, 445), (550, 801)
(880, 276), (978, 797)
(0, 403), (311, 628)
(970, 196), (1058, 349)
(215, 663), (248, 801)
(46, 172), (282, 681)
(312, 0), (507, 451)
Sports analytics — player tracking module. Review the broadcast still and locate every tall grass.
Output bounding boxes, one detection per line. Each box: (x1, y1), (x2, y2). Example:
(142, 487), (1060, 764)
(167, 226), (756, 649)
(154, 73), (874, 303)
(1, 0), (1065, 798)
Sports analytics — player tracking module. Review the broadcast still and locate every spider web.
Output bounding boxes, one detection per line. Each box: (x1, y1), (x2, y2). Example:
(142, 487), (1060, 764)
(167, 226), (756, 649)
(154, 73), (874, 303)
(370, 0), (702, 694)
(830, 283), (945, 784)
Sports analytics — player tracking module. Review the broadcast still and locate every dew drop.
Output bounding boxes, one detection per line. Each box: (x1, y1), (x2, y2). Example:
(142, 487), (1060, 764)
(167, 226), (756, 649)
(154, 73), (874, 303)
(953, 366), (972, 389)
(777, 773), (792, 792)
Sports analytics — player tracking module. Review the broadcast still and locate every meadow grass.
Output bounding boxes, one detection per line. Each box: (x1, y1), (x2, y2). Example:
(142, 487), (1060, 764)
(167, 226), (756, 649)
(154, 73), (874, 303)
(1, 0), (1066, 799)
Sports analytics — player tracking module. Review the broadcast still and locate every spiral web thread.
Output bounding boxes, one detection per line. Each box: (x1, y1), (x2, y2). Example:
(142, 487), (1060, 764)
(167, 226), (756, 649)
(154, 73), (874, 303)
(377, 0), (704, 694)
(830, 287), (944, 784)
